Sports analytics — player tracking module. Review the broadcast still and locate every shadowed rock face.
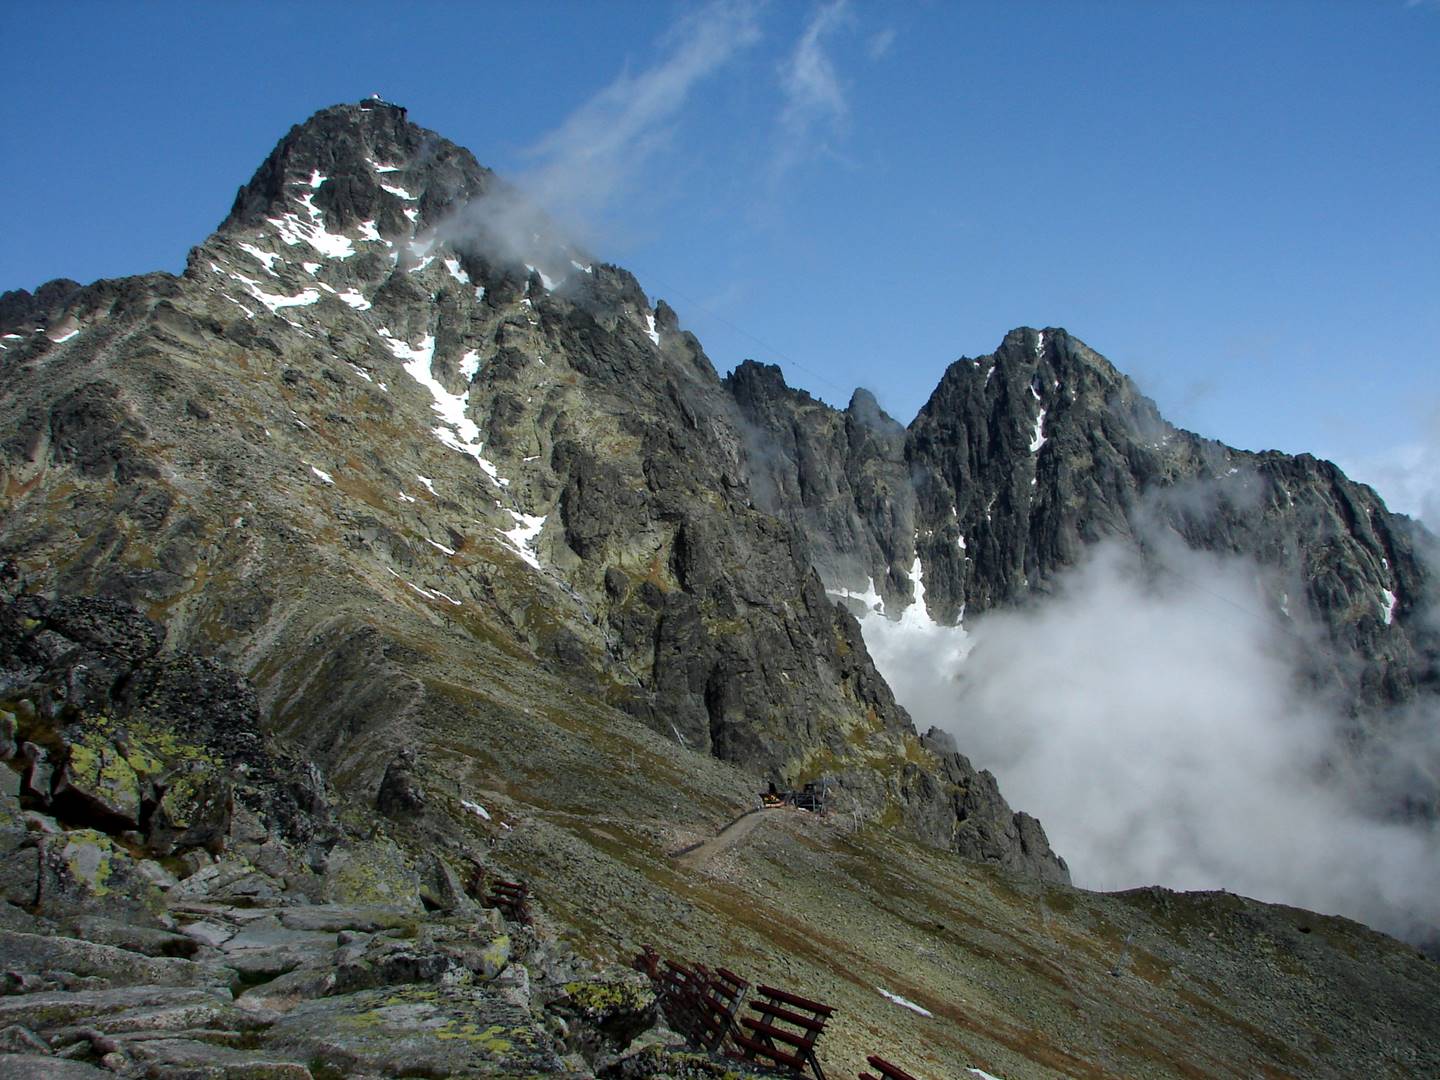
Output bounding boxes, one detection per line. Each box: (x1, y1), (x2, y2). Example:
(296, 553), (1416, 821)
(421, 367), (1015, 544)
(0, 103), (1066, 883)
(730, 327), (1440, 821)
(726, 361), (917, 605)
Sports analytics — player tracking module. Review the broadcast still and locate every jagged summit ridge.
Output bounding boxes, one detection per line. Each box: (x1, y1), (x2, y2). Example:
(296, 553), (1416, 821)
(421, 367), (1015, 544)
(221, 102), (490, 236)
(726, 358), (917, 605)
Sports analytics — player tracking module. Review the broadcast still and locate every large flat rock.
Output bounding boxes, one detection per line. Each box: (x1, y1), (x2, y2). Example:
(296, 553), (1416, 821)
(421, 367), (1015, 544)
(263, 985), (562, 1077)
(0, 1055), (112, 1078)
(0, 986), (231, 1032)
(112, 1037), (314, 1079)
(47, 997), (272, 1039)
(275, 904), (416, 934)
(0, 930), (236, 992)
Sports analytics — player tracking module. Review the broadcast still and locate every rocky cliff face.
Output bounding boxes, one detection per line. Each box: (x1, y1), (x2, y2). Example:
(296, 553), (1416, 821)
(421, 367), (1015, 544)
(726, 361), (917, 604)
(730, 326), (1440, 820)
(0, 103), (1066, 882)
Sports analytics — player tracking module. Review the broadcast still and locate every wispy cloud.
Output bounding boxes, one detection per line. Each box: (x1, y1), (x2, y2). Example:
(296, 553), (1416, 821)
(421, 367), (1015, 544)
(439, 1), (760, 271)
(1342, 411), (1440, 532)
(772, 0), (854, 183)
(523, 0), (761, 231)
(867, 26), (896, 61)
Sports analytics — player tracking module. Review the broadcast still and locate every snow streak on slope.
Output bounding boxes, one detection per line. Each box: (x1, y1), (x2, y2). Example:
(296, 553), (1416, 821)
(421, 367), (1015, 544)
(500, 510), (546, 569)
(382, 330), (508, 487)
(1029, 408), (1047, 453)
(876, 987), (933, 1017)
(857, 540), (1440, 944)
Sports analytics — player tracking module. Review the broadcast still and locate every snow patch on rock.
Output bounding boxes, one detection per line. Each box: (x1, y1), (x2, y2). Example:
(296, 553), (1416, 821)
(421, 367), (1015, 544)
(269, 190), (355, 260)
(238, 243), (281, 274)
(444, 258), (470, 285)
(386, 333), (509, 486)
(877, 987), (932, 1017)
(500, 511), (546, 570)
(1030, 408), (1047, 453)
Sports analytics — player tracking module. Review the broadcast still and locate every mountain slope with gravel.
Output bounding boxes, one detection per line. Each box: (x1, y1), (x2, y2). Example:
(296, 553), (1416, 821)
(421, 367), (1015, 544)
(1, 101), (1436, 1078)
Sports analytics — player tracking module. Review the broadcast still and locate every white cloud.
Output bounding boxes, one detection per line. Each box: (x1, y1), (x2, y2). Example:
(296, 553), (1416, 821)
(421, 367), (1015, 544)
(860, 539), (1440, 945)
(523, 0), (761, 229)
(772, 0), (854, 182)
(1340, 415), (1440, 532)
(438, 0), (760, 271)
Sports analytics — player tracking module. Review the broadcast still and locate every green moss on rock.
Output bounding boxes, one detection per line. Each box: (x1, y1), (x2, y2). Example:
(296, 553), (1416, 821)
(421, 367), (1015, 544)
(561, 977), (656, 1017)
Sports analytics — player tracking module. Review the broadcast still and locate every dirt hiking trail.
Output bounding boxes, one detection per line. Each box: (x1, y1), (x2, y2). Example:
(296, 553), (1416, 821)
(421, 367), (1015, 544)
(675, 809), (775, 869)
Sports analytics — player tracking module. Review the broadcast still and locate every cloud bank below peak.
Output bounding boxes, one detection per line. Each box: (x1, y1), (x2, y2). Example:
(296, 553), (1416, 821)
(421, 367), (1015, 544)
(860, 537), (1440, 947)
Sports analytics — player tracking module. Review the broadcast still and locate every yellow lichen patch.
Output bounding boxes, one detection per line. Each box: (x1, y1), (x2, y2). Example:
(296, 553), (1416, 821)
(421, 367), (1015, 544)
(379, 988), (440, 1007)
(79, 713), (218, 775)
(561, 978), (655, 1015)
(432, 1021), (513, 1052)
(320, 838), (420, 907)
(477, 934), (511, 978)
(60, 828), (118, 896)
(65, 738), (139, 798)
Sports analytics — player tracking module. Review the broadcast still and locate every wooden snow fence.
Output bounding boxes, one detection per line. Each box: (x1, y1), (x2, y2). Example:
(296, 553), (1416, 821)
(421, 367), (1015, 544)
(860, 1053), (921, 1080)
(694, 966), (751, 1051)
(652, 958), (749, 1051)
(728, 983), (834, 1079)
(633, 946), (837, 1078)
(484, 878), (531, 924)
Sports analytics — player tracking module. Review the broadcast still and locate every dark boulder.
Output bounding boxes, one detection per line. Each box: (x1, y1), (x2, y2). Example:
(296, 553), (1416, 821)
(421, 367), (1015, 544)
(376, 749), (426, 819)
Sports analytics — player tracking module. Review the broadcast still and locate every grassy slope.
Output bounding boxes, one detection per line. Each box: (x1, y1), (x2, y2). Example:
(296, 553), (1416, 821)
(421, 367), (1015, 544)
(401, 648), (1440, 1080)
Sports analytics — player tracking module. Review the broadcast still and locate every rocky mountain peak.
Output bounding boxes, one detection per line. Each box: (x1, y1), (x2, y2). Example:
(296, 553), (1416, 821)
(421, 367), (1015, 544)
(727, 358), (792, 401)
(1, 102), (1071, 894)
(221, 102), (494, 239)
(929, 325), (1135, 419)
(845, 386), (887, 421)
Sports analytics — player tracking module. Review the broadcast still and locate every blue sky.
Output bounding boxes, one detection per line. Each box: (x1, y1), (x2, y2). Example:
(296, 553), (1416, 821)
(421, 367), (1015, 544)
(4, 1), (1438, 522)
